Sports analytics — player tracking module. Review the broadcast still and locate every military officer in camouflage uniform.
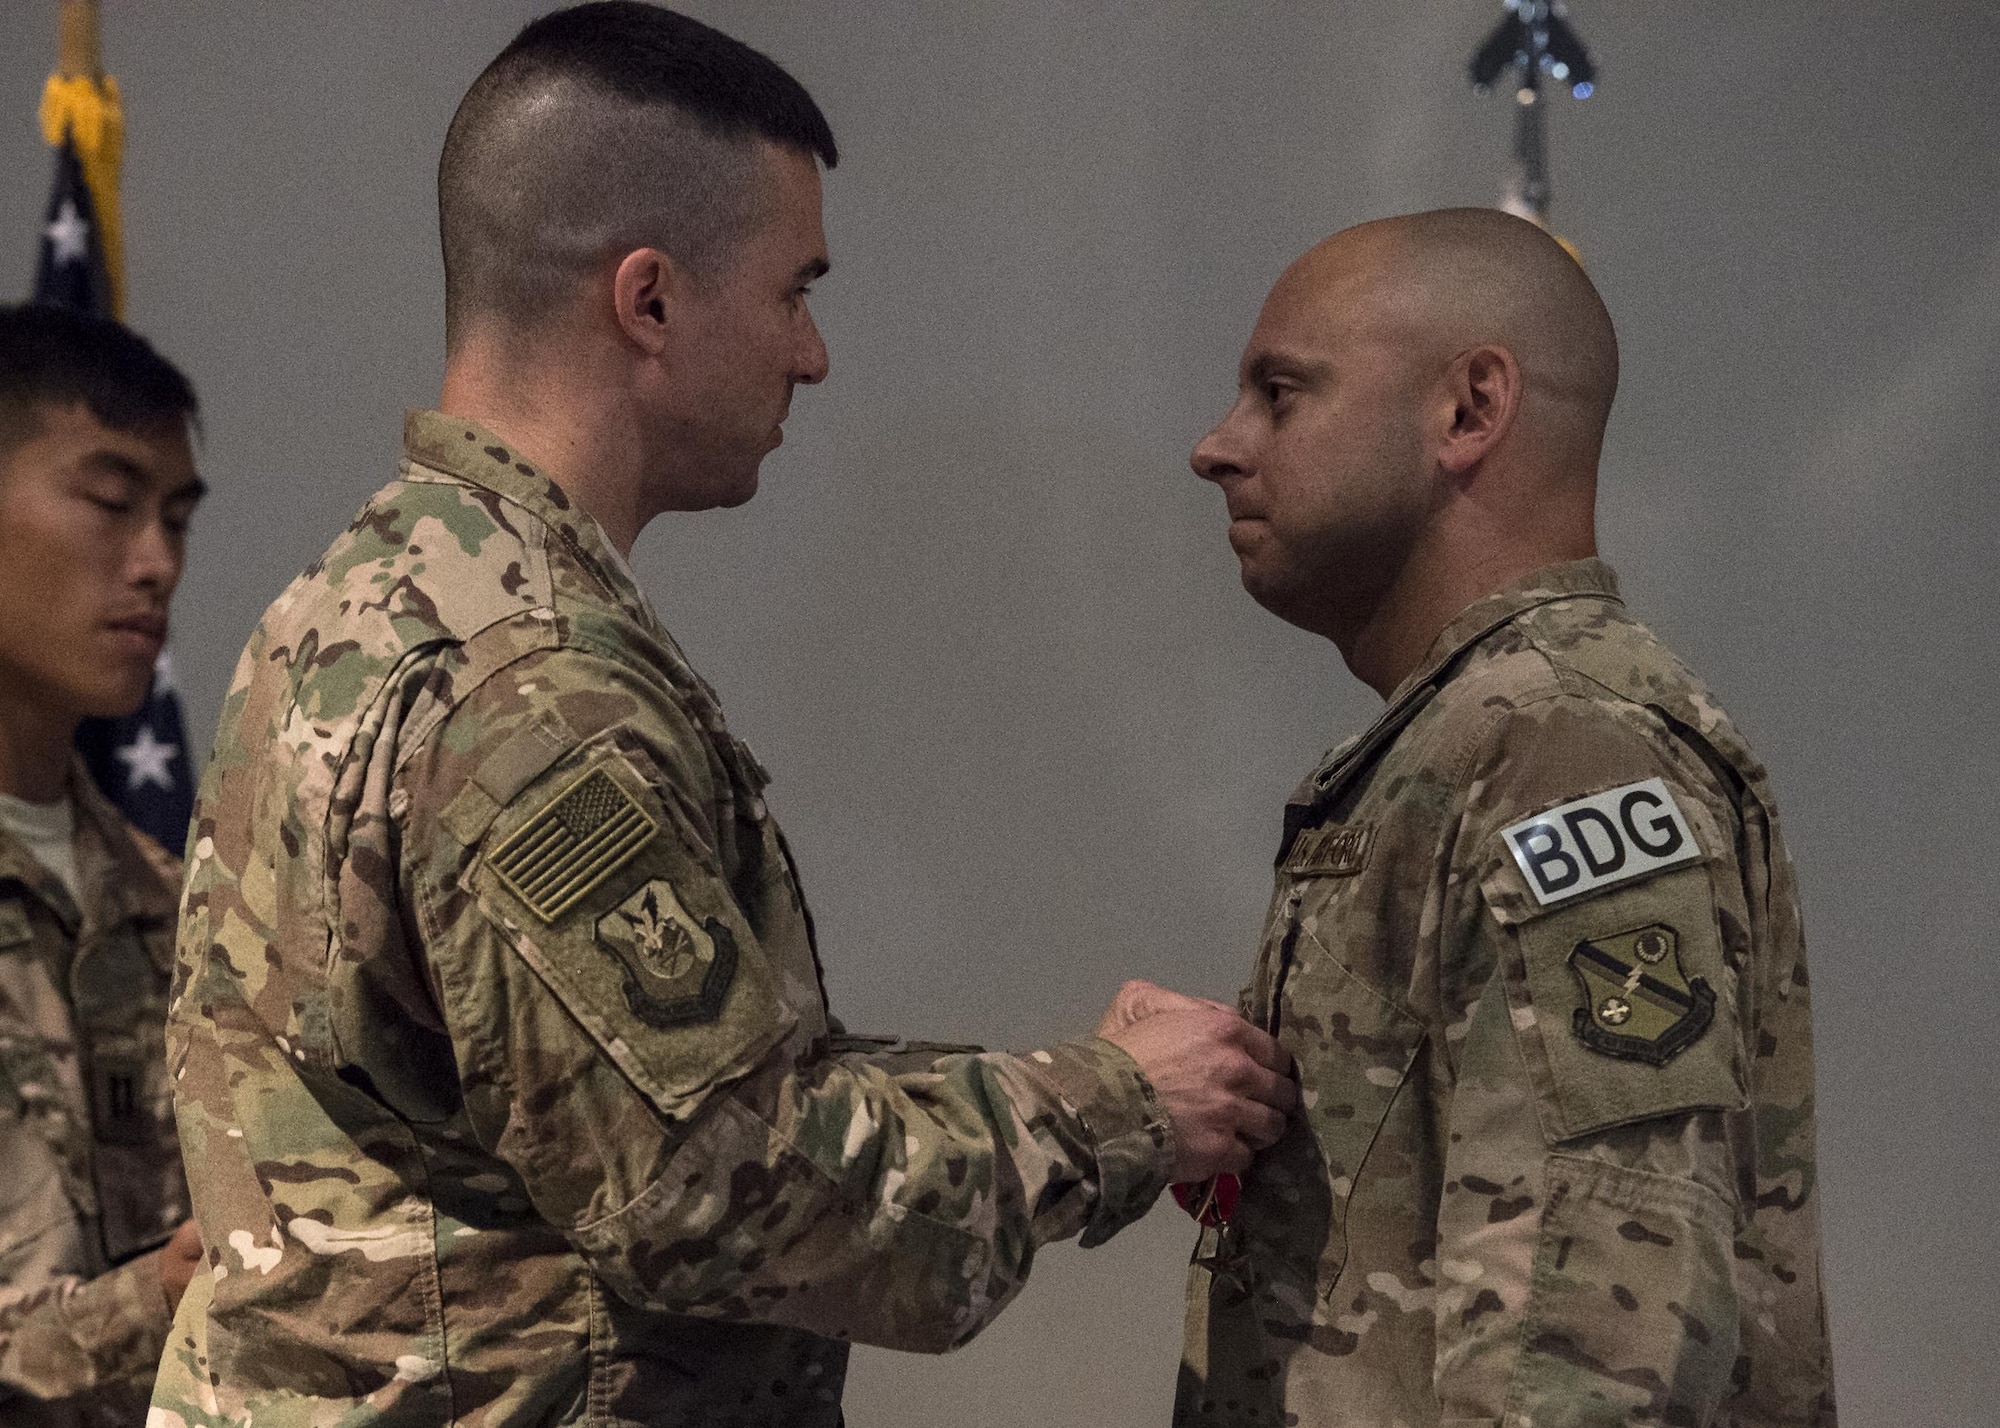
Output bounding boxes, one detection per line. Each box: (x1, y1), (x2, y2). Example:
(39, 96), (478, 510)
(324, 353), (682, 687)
(0, 304), (207, 1423)
(154, 8), (1295, 1426)
(1176, 209), (1835, 1426)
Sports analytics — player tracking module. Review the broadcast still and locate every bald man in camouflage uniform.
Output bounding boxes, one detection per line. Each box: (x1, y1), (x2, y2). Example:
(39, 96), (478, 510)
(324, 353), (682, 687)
(155, 9), (1294, 1426)
(1176, 210), (1835, 1426)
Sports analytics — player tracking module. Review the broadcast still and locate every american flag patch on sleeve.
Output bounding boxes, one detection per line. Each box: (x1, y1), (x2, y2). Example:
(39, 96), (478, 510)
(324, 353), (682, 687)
(488, 768), (659, 922)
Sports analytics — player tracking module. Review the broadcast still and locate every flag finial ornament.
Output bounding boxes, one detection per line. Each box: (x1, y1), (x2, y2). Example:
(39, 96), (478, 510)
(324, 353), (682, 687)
(1468, 0), (1595, 252)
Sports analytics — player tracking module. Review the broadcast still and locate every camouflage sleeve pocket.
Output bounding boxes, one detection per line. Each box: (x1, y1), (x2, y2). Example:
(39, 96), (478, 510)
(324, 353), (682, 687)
(463, 733), (794, 1122)
(1506, 1153), (1740, 1423)
(1480, 801), (1747, 1141)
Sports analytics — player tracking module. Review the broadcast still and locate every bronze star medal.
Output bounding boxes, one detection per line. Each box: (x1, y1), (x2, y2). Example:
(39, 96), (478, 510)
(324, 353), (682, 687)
(1567, 922), (1715, 1066)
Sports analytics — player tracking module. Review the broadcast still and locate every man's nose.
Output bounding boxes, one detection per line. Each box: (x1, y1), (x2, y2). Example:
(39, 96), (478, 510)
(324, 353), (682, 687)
(1190, 421), (1245, 484)
(795, 312), (829, 386)
(128, 516), (184, 596)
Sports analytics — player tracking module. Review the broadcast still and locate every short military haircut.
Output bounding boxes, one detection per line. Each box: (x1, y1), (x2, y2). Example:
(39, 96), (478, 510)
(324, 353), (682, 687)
(0, 304), (199, 456)
(438, 1), (838, 348)
(1350, 208), (1621, 420)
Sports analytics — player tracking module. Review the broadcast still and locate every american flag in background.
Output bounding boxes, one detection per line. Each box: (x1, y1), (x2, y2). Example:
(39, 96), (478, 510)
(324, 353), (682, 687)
(32, 68), (198, 855)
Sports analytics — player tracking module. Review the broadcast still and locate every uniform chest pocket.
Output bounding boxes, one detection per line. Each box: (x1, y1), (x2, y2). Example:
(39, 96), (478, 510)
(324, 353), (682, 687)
(71, 928), (162, 1027)
(1234, 922), (1423, 1301)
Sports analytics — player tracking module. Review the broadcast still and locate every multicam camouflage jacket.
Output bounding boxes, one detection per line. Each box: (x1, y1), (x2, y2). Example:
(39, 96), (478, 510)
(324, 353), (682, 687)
(0, 763), (188, 1427)
(1179, 560), (1835, 1428)
(152, 410), (1174, 1428)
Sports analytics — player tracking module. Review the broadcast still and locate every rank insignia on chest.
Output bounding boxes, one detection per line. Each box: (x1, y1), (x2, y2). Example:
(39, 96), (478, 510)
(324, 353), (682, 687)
(1283, 822), (1373, 877)
(596, 879), (737, 1028)
(1567, 923), (1715, 1066)
(90, 1052), (150, 1147)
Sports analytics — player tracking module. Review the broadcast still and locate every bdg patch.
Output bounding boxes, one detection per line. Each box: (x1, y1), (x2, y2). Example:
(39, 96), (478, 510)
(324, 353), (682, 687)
(1568, 922), (1715, 1066)
(1283, 823), (1373, 877)
(1501, 777), (1700, 907)
(488, 768), (658, 922)
(595, 879), (737, 1028)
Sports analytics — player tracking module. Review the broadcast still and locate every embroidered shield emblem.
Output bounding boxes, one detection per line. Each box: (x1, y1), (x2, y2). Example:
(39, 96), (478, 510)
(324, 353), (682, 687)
(595, 879), (737, 1028)
(1567, 922), (1715, 1066)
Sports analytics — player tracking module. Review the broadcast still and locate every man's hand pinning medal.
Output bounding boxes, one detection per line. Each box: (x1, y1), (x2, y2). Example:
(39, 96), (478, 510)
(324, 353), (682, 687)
(1095, 980), (1297, 1183)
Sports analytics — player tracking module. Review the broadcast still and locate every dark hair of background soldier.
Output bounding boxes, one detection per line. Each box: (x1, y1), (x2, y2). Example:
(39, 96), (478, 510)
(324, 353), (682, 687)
(438, 1), (839, 350)
(0, 304), (200, 459)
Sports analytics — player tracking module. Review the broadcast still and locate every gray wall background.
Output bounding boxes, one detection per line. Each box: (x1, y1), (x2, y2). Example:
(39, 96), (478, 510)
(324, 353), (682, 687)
(6, 2), (1995, 1422)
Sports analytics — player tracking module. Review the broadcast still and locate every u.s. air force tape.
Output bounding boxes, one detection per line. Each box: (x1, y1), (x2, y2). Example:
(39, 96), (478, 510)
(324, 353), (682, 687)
(1500, 777), (1700, 907)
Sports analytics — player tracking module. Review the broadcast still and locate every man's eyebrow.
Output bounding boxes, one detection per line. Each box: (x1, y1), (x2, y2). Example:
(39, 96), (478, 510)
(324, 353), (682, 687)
(78, 451), (207, 504)
(78, 451), (147, 485)
(797, 257), (830, 283)
(1243, 352), (1331, 389)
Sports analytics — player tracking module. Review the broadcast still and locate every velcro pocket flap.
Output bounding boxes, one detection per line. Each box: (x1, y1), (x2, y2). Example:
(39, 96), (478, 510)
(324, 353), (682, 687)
(466, 734), (794, 1120)
(1481, 794), (1745, 1141)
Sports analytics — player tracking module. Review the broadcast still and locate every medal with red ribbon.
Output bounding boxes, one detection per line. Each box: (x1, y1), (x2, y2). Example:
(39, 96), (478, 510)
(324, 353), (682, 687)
(1171, 1172), (1240, 1228)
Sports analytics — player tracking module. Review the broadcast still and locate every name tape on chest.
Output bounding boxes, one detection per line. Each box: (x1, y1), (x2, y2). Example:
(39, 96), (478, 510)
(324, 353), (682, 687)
(1501, 777), (1700, 906)
(1284, 823), (1373, 877)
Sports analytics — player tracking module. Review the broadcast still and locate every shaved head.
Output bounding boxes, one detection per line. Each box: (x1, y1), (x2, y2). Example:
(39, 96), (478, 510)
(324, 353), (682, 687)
(1193, 207), (1621, 691)
(439, 2), (837, 350)
(1280, 207), (1620, 456)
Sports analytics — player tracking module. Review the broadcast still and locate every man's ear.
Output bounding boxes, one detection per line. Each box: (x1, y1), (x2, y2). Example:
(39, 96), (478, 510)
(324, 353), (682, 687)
(1436, 343), (1524, 478)
(611, 247), (683, 355)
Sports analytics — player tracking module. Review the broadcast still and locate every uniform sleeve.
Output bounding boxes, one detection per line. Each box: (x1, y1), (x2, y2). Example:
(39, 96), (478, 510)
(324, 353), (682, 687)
(400, 648), (1175, 1353)
(1431, 695), (1751, 1426)
(0, 1215), (171, 1412)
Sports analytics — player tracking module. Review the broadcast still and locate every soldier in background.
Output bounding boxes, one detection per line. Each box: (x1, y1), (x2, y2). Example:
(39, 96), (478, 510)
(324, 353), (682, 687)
(0, 304), (206, 1425)
(155, 6), (1295, 1426)
(1176, 209), (1835, 1426)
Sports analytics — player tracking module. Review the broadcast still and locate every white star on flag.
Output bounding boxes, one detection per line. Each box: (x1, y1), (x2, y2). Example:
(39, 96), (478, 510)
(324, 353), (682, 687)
(44, 200), (91, 266)
(114, 725), (180, 792)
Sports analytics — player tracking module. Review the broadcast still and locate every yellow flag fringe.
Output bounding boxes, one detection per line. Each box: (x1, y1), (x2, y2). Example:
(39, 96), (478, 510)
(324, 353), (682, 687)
(39, 72), (126, 318)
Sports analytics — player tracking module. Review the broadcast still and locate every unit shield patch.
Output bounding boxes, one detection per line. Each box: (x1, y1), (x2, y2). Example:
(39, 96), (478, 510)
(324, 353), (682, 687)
(1567, 922), (1715, 1066)
(595, 878), (737, 1028)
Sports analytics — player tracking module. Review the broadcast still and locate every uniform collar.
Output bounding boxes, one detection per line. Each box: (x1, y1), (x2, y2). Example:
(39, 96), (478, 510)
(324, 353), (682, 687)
(400, 409), (659, 636)
(1283, 558), (1624, 848)
(1384, 556), (1623, 707)
(0, 808), (74, 927)
(69, 755), (179, 928)
(0, 758), (177, 933)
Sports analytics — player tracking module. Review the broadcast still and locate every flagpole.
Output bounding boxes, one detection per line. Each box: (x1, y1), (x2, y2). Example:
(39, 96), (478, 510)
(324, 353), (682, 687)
(56, 0), (102, 80)
(42, 0), (124, 317)
(1467, 1), (1595, 261)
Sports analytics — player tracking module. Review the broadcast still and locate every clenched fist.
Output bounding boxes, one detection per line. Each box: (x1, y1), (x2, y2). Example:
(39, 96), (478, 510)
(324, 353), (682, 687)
(1096, 980), (1297, 1181)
